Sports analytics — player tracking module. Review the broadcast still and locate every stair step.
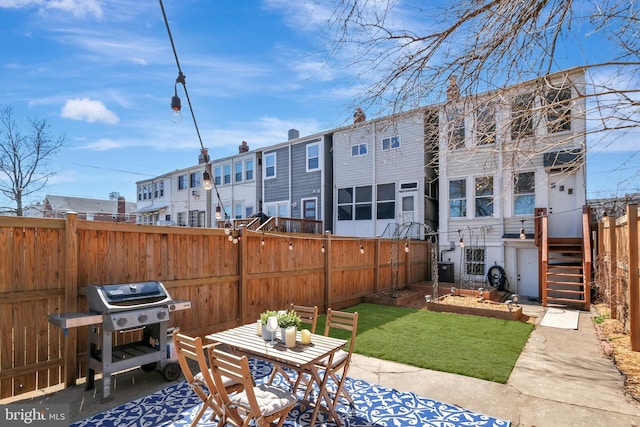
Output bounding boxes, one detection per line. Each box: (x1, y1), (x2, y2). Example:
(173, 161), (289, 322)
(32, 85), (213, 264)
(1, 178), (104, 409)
(546, 279), (584, 285)
(547, 296), (586, 304)
(547, 272), (584, 278)
(546, 288), (585, 295)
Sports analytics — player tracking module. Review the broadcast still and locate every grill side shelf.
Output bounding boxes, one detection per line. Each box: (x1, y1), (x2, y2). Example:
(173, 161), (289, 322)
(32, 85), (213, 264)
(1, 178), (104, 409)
(49, 312), (103, 329)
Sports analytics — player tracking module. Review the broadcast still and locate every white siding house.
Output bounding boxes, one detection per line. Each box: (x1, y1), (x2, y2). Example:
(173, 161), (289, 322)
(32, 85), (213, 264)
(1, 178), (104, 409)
(438, 67), (587, 300)
(333, 109), (438, 238)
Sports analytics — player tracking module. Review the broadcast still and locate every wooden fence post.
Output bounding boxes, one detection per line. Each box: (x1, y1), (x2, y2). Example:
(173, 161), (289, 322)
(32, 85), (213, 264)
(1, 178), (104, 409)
(606, 216), (617, 319)
(405, 238), (411, 286)
(239, 227), (247, 325)
(374, 238), (380, 293)
(627, 204), (639, 351)
(324, 231), (332, 313)
(63, 213), (78, 387)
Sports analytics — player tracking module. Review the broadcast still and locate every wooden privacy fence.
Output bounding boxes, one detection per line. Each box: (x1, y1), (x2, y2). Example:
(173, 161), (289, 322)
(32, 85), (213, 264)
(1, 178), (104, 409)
(595, 204), (640, 351)
(0, 214), (432, 399)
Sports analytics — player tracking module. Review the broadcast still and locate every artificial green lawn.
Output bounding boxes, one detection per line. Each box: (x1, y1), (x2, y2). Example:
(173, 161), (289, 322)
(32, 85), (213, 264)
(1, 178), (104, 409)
(313, 303), (534, 384)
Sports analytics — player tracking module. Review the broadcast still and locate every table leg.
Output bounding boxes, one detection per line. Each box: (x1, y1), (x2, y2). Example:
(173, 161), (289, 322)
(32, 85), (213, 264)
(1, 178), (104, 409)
(306, 354), (342, 427)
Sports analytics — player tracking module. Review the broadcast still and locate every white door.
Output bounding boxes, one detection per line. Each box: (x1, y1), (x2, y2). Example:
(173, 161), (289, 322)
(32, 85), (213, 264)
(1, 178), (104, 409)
(516, 247), (539, 300)
(547, 171), (580, 237)
(401, 194), (415, 223)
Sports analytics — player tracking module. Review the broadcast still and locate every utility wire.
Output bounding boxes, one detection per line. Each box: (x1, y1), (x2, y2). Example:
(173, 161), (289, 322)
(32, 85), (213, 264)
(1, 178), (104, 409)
(159, 0), (228, 222)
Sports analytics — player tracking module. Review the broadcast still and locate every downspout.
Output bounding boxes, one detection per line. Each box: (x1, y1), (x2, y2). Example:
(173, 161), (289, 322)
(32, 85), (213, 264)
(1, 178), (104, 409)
(372, 121), (377, 236)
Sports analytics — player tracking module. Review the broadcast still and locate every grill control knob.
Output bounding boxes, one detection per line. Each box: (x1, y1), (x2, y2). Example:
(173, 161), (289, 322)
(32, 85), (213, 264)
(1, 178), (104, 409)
(157, 310), (167, 320)
(117, 317), (127, 327)
(138, 314), (148, 323)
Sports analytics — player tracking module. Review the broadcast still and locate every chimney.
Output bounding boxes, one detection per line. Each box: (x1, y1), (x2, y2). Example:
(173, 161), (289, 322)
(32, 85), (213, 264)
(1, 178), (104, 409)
(198, 148), (210, 164)
(353, 108), (366, 123)
(288, 129), (299, 140)
(239, 140), (249, 153)
(117, 196), (125, 222)
(446, 75), (460, 100)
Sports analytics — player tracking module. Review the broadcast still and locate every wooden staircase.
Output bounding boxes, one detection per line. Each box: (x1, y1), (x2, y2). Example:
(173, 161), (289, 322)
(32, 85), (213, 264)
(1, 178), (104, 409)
(540, 207), (592, 310)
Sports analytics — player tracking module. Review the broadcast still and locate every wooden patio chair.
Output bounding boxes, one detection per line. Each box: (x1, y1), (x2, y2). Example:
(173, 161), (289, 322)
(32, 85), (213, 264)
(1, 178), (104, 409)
(290, 303), (318, 334)
(301, 308), (359, 409)
(172, 330), (243, 427)
(209, 348), (298, 427)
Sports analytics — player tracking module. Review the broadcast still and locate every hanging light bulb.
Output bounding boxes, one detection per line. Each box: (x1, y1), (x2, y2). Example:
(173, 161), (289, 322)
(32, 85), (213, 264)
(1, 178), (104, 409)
(261, 237), (265, 246)
(321, 243), (325, 253)
(404, 240), (409, 253)
(459, 238), (465, 248)
(215, 205), (222, 220)
(202, 169), (212, 190)
(289, 241), (293, 250)
(519, 220), (526, 240)
(359, 242), (364, 254)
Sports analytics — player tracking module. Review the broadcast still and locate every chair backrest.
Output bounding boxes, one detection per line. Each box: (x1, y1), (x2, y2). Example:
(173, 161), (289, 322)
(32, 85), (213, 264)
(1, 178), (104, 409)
(173, 330), (206, 385)
(210, 349), (260, 418)
(324, 309), (358, 355)
(173, 331), (219, 409)
(290, 304), (318, 334)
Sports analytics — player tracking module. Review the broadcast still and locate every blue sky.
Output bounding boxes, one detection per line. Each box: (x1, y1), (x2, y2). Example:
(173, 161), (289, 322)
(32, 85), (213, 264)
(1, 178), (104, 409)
(0, 0), (638, 208)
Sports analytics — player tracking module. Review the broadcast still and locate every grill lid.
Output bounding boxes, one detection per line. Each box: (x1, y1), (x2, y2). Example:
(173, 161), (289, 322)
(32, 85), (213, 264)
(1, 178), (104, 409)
(86, 281), (172, 312)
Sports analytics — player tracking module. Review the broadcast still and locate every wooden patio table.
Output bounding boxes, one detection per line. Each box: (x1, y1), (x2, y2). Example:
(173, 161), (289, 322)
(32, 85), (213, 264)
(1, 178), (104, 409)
(206, 323), (347, 427)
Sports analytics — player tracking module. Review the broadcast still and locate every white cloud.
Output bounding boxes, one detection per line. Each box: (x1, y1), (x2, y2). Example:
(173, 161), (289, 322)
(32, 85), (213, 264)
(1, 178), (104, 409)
(78, 138), (123, 151)
(61, 98), (119, 124)
(0, 0), (103, 18)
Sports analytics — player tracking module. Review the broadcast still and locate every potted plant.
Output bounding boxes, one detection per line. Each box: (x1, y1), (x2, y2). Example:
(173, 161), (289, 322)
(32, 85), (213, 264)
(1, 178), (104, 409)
(259, 310), (278, 341)
(277, 310), (301, 330)
(277, 310), (301, 343)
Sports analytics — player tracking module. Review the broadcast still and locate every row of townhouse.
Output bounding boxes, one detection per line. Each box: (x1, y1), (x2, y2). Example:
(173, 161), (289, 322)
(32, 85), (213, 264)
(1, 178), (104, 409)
(136, 67), (587, 301)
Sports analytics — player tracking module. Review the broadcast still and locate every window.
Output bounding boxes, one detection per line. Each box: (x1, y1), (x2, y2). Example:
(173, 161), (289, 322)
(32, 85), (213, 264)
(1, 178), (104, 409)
(465, 248), (485, 276)
(338, 186), (372, 220)
(137, 186), (143, 201)
(189, 210), (200, 227)
(235, 162), (243, 183)
(447, 110), (465, 149)
(190, 172), (200, 188)
(355, 186), (372, 220)
(475, 176), (494, 217)
(400, 182), (418, 191)
(337, 188), (353, 220)
(514, 172), (535, 215)
(307, 143), (319, 171)
(303, 199), (316, 219)
(382, 136), (400, 151)
(214, 166), (221, 185)
(142, 186), (148, 200)
(476, 103), (496, 145)
(245, 206), (254, 217)
(178, 175), (188, 190)
(376, 183), (395, 219)
(265, 153), (276, 178)
(511, 93), (534, 139)
(223, 164), (231, 184)
(234, 203), (243, 219)
(245, 159), (254, 181)
(449, 179), (466, 218)
(159, 181), (164, 197)
(546, 87), (571, 133)
(351, 143), (367, 156)
(177, 212), (186, 226)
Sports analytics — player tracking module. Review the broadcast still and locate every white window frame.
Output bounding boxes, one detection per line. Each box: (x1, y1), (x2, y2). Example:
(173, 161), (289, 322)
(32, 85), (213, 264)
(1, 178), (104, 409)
(235, 162), (243, 183)
(306, 143), (320, 172)
(449, 178), (467, 218)
(382, 135), (400, 151)
(265, 153), (276, 179)
(475, 176), (494, 218)
(351, 143), (368, 157)
(245, 159), (254, 181)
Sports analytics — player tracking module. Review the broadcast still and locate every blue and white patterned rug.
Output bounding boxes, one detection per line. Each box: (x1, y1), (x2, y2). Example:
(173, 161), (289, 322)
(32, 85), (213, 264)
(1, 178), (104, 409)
(71, 359), (510, 426)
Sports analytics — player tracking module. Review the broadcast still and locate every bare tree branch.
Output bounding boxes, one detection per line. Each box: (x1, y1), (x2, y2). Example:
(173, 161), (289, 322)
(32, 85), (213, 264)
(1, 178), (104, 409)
(0, 107), (65, 216)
